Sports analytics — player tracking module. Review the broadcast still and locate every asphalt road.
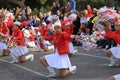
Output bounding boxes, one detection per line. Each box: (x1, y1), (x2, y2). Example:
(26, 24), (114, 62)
(0, 46), (120, 80)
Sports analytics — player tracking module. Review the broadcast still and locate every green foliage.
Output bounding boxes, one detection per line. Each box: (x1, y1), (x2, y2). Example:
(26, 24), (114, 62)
(115, 0), (120, 8)
(76, 0), (106, 11)
(32, 8), (39, 15)
(59, 0), (68, 7)
(0, 0), (18, 9)
(0, 0), (120, 12)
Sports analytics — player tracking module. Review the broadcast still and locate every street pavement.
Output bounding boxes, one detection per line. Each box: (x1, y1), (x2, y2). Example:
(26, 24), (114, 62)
(0, 46), (120, 80)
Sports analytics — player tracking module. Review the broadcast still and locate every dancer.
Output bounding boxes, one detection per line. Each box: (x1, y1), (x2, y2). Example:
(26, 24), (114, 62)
(106, 74), (120, 80)
(61, 20), (77, 55)
(8, 22), (34, 63)
(23, 27), (36, 48)
(40, 23), (77, 78)
(0, 21), (10, 56)
(101, 20), (120, 67)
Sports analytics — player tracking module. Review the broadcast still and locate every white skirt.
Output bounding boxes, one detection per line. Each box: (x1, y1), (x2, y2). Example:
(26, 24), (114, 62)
(82, 41), (97, 51)
(110, 45), (120, 59)
(45, 49), (71, 69)
(68, 42), (75, 54)
(9, 46), (29, 57)
(25, 38), (36, 47)
(113, 74), (120, 80)
(0, 42), (7, 51)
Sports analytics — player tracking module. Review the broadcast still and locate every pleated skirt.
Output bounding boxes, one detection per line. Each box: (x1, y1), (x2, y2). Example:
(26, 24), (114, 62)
(110, 45), (120, 59)
(0, 42), (7, 51)
(9, 46), (29, 57)
(45, 49), (71, 69)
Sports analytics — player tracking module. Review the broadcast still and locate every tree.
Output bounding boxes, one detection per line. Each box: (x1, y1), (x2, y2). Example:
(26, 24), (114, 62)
(0, 0), (119, 12)
(108, 0), (115, 7)
(10, 0), (26, 9)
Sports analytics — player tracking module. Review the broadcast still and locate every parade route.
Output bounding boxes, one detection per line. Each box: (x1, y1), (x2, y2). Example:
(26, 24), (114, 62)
(0, 46), (120, 80)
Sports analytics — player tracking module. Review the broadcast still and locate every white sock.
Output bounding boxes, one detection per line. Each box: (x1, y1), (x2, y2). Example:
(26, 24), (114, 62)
(46, 66), (56, 73)
(108, 56), (116, 66)
(69, 66), (77, 74)
(109, 56), (115, 63)
(48, 45), (54, 50)
(10, 54), (18, 63)
(0, 51), (3, 56)
(35, 40), (41, 50)
(25, 54), (34, 61)
(46, 66), (56, 77)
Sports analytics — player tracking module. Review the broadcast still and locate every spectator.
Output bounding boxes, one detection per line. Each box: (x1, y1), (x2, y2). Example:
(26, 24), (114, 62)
(66, 2), (70, 12)
(70, 0), (76, 13)
(51, 1), (60, 15)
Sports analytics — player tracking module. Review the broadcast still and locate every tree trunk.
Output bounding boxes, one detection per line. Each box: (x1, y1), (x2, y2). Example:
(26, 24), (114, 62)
(10, 0), (26, 9)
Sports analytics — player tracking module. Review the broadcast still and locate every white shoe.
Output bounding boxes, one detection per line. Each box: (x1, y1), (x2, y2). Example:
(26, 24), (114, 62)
(108, 56), (116, 67)
(40, 49), (44, 52)
(30, 54), (34, 61)
(73, 50), (78, 54)
(46, 66), (56, 78)
(9, 60), (18, 63)
(25, 54), (34, 61)
(72, 50), (78, 55)
(108, 62), (116, 67)
(46, 72), (56, 78)
(35, 47), (44, 52)
(69, 66), (77, 74)
(37, 49), (44, 52)
(9, 61), (15, 63)
(9, 54), (18, 63)
(48, 45), (54, 50)
(92, 44), (97, 49)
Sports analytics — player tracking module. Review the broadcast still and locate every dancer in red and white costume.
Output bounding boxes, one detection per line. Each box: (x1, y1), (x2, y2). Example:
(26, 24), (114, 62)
(40, 23), (76, 78)
(106, 73), (120, 80)
(23, 27), (36, 48)
(102, 20), (120, 67)
(0, 21), (10, 56)
(8, 22), (34, 63)
(61, 19), (77, 55)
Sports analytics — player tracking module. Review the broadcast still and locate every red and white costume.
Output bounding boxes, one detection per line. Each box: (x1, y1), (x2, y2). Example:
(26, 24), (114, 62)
(113, 74), (120, 80)
(44, 31), (72, 69)
(61, 20), (76, 54)
(105, 29), (120, 59)
(0, 22), (9, 52)
(23, 29), (36, 47)
(9, 29), (29, 57)
(8, 24), (34, 63)
(36, 23), (52, 51)
(20, 20), (29, 29)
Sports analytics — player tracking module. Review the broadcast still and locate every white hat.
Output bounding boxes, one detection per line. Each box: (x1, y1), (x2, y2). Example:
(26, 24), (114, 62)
(54, 21), (61, 27)
(14, 21), (21, 26)
(41, 22), (46, 26)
